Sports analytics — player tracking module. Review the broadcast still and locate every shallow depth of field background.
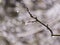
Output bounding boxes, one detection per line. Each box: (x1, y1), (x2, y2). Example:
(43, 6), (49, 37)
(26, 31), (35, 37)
(0, 0), (60, 45)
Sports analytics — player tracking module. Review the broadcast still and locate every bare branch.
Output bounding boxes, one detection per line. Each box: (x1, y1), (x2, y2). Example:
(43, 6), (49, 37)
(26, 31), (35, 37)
(22, 2), (60, 36)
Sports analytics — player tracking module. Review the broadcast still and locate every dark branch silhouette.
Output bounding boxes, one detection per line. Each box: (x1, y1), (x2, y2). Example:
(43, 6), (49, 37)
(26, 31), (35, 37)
(21, 2), (60, 36)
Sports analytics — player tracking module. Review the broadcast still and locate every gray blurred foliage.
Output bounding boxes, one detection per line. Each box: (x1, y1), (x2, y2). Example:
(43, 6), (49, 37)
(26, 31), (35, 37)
(0, 0), (60, 45)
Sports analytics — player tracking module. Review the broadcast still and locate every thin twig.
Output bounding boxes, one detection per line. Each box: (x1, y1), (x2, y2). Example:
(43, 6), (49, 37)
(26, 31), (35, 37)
(22, 2), (60, 36)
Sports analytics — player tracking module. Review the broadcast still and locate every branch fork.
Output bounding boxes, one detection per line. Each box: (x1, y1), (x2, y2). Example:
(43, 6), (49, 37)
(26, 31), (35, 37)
(23, 3), (60, 36)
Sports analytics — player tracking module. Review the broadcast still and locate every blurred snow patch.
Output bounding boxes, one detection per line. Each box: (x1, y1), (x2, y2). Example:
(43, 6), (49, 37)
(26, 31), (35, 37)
(46, 3), (60, 19)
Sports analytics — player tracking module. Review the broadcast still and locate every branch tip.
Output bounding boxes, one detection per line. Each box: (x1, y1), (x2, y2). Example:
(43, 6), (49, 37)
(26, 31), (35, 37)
(22, 2), (60, 37)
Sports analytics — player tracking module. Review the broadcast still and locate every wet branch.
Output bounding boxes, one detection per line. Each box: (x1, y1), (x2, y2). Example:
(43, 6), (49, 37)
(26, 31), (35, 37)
(22, 2), (60, 36)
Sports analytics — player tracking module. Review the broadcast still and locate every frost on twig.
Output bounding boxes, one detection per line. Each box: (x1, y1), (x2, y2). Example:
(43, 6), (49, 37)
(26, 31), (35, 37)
(21, 2), (60, 36)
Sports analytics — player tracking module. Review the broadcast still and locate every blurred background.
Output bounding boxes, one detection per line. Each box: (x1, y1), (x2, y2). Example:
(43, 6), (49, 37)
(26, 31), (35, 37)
(0, 0), (60, 45)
